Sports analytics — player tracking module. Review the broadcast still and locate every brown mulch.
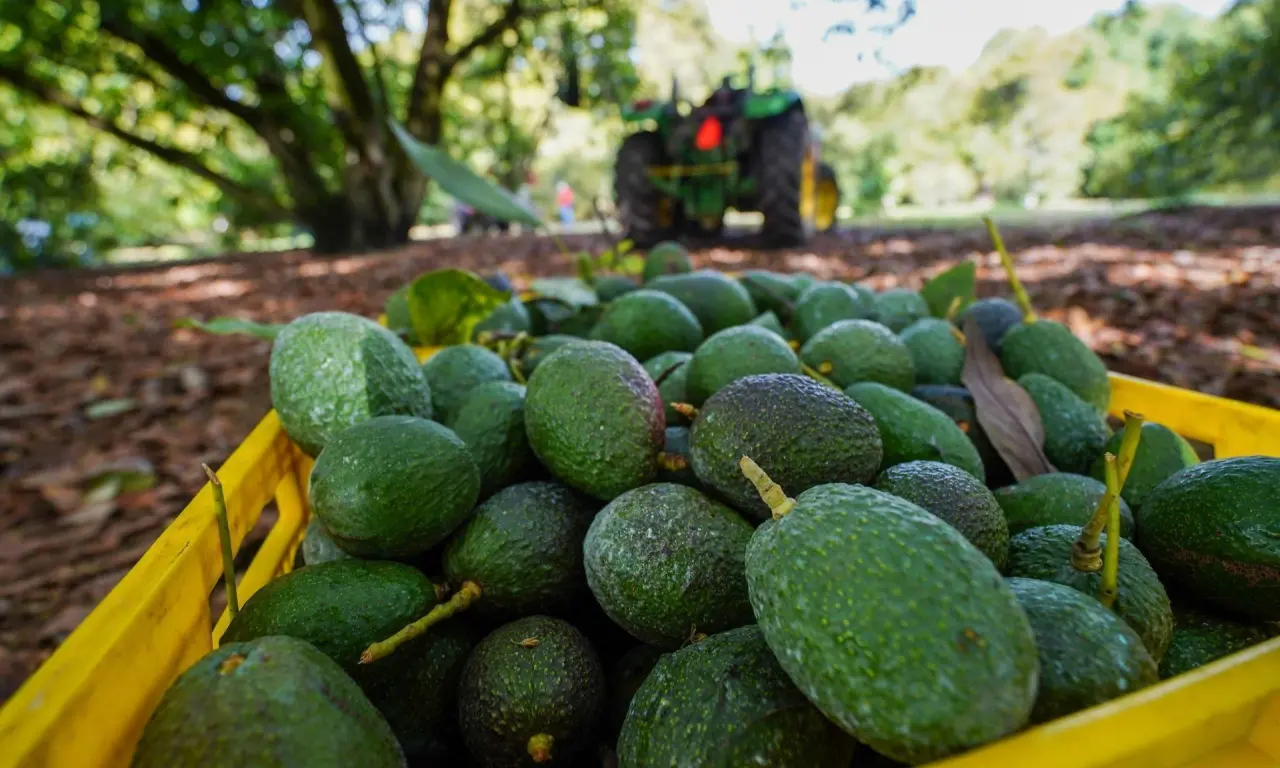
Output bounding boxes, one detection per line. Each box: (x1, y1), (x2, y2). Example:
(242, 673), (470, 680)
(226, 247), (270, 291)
(1, 206), (1278, 701)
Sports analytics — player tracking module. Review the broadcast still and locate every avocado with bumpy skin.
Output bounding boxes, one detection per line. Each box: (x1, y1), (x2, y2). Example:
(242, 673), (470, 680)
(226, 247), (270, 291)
(873, 460), (1009, 570)
(1006, 577), (1157, 724)
(642, 241), (693, 282)
(269, 311), (433, 457)
(791, 281), (876, 342)
(594, 274), (639, 301)
(301, 516), (352, 566)
(1019, 372), (1108, 475)
(739, 270), (802, 319)
(686, 325), (800, 405)
(1006, 524), (1173, 661)
(131, 636), (404, 768)
(1091, 422), (1198, 511)
(1000, 319), (1111, 413)
(358, 620), (478, 757)
(309, 415), (481, 559)
(421, 344), (512, 425)
(443, 481), (597, 620)
(1138, 456), (1280, 621)
(473, 298), (532, 341)
(900, 318), (965, 386)
(873, 288), (930, 333)
(845, 382), (984, 479)
(1159, 603), (1277, 678)
(646, 270), (758, 333)
(520, 335), (581, 376)
(524, 341), (665, 501)
(909, 384), (1012, 487)
(588, 289), (704, 362)
(457, 616), (605, 768)
(449, 381), (535, 498)
(584, 483), (754, 647)
(801, 319), (915, 391)
(657, 426), (700, 488)
(993, 472), (1135, 538)
(618, 625), (858, 768)
(642, 350), (692, 426)
(222, 559), (435, 674)
(688, 373), (882, 522)
(746, 482), (1038, 764)
(749, 310), (788, 339)
(958, 298), (1023, 353)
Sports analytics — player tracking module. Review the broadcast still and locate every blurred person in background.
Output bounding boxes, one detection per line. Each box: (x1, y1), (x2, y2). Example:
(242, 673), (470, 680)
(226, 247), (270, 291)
(555, 180), (575, 226)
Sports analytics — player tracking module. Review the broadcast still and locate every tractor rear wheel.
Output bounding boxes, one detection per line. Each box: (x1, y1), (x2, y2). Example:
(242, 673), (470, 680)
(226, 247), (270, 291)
(754, 107), (813, 247)
(614, 131), (673, 247)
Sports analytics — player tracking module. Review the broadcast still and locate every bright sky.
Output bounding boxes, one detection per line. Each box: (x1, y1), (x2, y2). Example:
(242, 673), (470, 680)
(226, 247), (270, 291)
(704, 0), (1235, 95)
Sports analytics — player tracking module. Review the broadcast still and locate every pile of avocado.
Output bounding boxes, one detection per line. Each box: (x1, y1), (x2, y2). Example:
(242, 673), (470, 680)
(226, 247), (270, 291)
(134, 243), (1280, 767)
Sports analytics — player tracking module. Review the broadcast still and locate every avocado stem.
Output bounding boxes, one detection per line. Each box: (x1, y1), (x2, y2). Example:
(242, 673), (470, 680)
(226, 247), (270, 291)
(983, 216), (1037, 323)
(671, 402), (700, 421)
(950, 326), (967, 346)
(360, 581), (482, 664)
(1099, 454), (1122, 609)
(656, 451), (688, 472)
(945, 295), (965, 322)
(1114, 410), (1145, 488)
(527, 733), (554, 764)
(203, 464), (239, 620)
(738, 456), (795, 520)
(799, 363), (839, 390)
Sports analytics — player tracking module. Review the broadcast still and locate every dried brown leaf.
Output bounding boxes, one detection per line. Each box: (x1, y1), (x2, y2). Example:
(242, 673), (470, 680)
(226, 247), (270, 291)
(960, 316), (1056, 480)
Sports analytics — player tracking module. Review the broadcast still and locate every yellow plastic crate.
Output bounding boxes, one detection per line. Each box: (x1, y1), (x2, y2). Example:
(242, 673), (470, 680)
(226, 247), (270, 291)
(2, 366), (1279, 768)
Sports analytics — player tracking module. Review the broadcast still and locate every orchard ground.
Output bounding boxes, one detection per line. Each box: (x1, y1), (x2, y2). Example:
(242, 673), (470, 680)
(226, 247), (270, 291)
(1, 204), (1278, 699)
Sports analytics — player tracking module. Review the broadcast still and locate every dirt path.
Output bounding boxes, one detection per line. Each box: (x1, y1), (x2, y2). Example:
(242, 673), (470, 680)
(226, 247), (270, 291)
(2, 207), (1277, 699)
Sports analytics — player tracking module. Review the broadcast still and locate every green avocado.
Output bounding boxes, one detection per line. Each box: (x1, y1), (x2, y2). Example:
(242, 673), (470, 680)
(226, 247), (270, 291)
(457, 616), (605, 767)
(909, 384), (1012, 487)
(900, 318), (965, 386)
(588, 289), (704, 361)
(658, 426), (700, 488)
(993, 473), (1135, 539)
(309, 415), (480, 559)
(686, 325), (800, 406)
(421, 344), (512, 425)
(442, 481), (597, 620)
(958, 298), (1023, 354)
(269, 311), (433, 456)
(358, 620), (477, 757)
(449, 381), (535, 498)
(1006, 524), (1173, 661)
(301, 517), (352, 567)
(618, 626), (858, 768)
(1006, 577), (1157, 724)
(850, 282), (877, 306)
(739, 270), (802, 319)
(1000, 320), (1111, 413)
(801, 319), (915, 391)
(594, 273), (640, 301)
(688, 373), (882, 522)
(222, 560), (435, 674)
(584, 483), (754, 648)
(873, 460), (1010, 570)
(520, 334), (582, 377)
(473, 298), (532, 341)
(642, 350), (693, 426)
(746, 483), (1037, 764)
(1090, 422), (1198, 511)
(873, 288), (930, 333)
(1019, 373), (1108, 475)
(131, 636), (404, 768)
(791, 281), (876, 342)
(1138, 456), (1280, 621)
(642, 241), (693, 282)
(605, 644), (664, 742)
(1159, 602), (1277, 678)
(749, 310), (789, 339)
(524, 341), (665, 501)
(845, 382), (984, 480)
(646, 270), (758, 333)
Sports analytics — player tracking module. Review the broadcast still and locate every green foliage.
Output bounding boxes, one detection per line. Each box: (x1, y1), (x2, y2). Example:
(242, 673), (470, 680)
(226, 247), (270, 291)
(920, 262), (976, 319)
(404, 269), (512, 346)
(174, 317), (284, 341)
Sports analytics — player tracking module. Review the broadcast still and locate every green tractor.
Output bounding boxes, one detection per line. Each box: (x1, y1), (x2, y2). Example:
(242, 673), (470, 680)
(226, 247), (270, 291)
(613, 69), (840, 247)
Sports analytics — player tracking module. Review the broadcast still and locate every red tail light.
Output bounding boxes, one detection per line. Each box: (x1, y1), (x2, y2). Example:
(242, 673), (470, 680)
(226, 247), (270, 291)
(695, 117), (723, 151)
(632, 99), (654, 111)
